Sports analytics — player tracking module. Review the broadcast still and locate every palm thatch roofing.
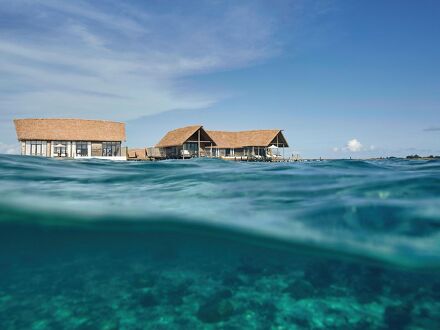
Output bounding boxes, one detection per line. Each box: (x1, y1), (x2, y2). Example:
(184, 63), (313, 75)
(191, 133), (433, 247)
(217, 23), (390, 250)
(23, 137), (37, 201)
(14, 118), (126, 142)
(155, 125), (215, 148)
(207, 130), (289, 148)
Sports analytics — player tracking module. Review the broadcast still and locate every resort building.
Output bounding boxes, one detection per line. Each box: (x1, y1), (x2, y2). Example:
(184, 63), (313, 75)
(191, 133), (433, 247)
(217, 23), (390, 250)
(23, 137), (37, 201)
(155, 125), (289, 160)
(207, 129), (289, 159)
(14, 118), (126, 160)
(155, 126), (216, 159)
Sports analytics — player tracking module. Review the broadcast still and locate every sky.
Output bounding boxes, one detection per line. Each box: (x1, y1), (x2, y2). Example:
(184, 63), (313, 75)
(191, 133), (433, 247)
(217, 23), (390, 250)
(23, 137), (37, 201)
(0, 0), (439, 158)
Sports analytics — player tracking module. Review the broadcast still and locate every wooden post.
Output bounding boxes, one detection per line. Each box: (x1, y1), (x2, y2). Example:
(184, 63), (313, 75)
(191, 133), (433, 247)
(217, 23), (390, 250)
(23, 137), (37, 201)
(198, 129), (201, 158)
(276, 134), (279, 159)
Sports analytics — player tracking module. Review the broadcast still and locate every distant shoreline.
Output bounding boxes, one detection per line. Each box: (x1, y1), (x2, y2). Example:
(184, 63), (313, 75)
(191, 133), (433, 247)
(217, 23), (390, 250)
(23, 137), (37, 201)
(301, 156), (440, 161)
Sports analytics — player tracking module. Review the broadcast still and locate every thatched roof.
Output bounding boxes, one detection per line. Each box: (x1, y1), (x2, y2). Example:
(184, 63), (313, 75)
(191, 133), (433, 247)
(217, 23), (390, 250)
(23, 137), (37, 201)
(14, 118), (126, 142)
(155, 125), (214, 147)
(207, 130), (289, 148)
(156, 126), (289, 148)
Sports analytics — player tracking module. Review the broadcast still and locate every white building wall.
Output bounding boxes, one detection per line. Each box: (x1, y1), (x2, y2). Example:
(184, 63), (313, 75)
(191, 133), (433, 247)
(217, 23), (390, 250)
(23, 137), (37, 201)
(42, 141), (47, 156)
(67, 142), (71, 158)
(72, 141), (76, 158)
(25, 141), (30, 155)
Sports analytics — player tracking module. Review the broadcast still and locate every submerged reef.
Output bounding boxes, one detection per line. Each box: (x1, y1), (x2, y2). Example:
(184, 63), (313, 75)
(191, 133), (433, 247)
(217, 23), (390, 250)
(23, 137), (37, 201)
(0, 227), (439, 330)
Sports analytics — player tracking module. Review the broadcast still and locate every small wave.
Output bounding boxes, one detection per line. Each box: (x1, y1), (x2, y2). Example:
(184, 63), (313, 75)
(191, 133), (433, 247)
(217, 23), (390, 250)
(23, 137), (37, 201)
(0, 154), (439, 270)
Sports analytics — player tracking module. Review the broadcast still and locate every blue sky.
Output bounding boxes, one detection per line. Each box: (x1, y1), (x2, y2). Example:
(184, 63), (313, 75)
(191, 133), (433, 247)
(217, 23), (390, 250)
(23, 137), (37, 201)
(0, 0), (439, 158)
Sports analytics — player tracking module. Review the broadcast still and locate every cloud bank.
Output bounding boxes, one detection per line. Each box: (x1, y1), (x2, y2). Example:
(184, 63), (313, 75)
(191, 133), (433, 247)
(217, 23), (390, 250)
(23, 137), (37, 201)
(0, 0), (294, 121)
(424, 127), (440, 132)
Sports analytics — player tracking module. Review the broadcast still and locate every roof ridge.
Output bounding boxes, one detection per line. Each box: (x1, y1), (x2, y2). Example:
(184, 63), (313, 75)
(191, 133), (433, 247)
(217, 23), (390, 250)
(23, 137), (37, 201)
(14, 118), (125, 124)
(207, 129), (281, 132)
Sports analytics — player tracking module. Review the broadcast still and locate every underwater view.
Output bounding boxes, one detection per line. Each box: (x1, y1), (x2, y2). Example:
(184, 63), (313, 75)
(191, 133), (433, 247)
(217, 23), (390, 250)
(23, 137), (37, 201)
(0, 155), (439, 329)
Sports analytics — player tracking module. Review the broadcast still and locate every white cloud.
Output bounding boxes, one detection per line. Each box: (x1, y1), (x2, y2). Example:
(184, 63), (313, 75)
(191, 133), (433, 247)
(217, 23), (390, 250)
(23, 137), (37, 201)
(333, 139), (372, 153)
(346, 139), (363, 152)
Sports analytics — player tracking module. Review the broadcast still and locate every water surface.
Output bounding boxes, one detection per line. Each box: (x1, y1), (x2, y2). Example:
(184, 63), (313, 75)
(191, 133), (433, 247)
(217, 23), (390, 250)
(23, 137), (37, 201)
(0, 155), (439, 329)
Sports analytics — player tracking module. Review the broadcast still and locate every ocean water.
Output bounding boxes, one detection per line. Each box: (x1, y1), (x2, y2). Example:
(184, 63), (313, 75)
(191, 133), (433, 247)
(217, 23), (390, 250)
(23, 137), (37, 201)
(0, 155), (439, 329)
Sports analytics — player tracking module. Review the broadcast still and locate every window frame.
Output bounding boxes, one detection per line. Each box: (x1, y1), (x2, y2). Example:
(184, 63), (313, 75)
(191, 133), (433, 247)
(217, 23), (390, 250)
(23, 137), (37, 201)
(53, 141), (68, 157)
(76, 142), (89, 157)
(183, 142), (198, 156)
(102, 142), (121, 157)
(30, 141), (43, 156)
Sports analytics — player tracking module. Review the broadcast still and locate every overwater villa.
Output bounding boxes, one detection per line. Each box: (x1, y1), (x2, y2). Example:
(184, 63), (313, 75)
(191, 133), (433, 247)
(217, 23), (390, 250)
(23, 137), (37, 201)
(155, 125), (289, 160)
(207, 129), (289, 159)
(155, 126), (216, 159)
(14, 118), (126, 160)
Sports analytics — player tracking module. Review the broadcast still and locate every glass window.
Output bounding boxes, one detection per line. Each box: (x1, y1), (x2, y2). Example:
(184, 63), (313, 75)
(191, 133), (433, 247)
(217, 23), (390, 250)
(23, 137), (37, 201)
(225, 148), (231, 156)
(76, 142), (88, 157)
(183, 142), (198, 156)
(253, 147), (266, 157)
(29, 141), (43, 156)
(102, 142), (121, 157)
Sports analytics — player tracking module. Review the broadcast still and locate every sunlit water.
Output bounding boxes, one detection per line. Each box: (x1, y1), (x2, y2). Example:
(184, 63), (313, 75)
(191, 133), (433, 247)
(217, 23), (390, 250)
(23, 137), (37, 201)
(0, 155), (439, 329)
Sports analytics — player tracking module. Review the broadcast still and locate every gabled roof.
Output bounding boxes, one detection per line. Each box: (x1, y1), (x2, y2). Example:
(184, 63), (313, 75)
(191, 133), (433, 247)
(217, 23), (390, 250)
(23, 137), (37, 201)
(14, 118), (126, 142)
(207, 130), (289, 148)
(155, 125), (212, 147)
(206, 131), (240, 148)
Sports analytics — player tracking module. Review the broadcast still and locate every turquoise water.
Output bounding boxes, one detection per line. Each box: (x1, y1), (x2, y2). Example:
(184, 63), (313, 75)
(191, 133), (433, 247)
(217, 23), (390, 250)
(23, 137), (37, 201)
(0, 155), (439, 329)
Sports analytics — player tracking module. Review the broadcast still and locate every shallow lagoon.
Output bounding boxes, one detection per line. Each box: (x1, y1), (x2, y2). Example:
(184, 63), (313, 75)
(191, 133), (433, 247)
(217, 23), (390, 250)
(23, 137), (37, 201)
(0, 155), (439, 329)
